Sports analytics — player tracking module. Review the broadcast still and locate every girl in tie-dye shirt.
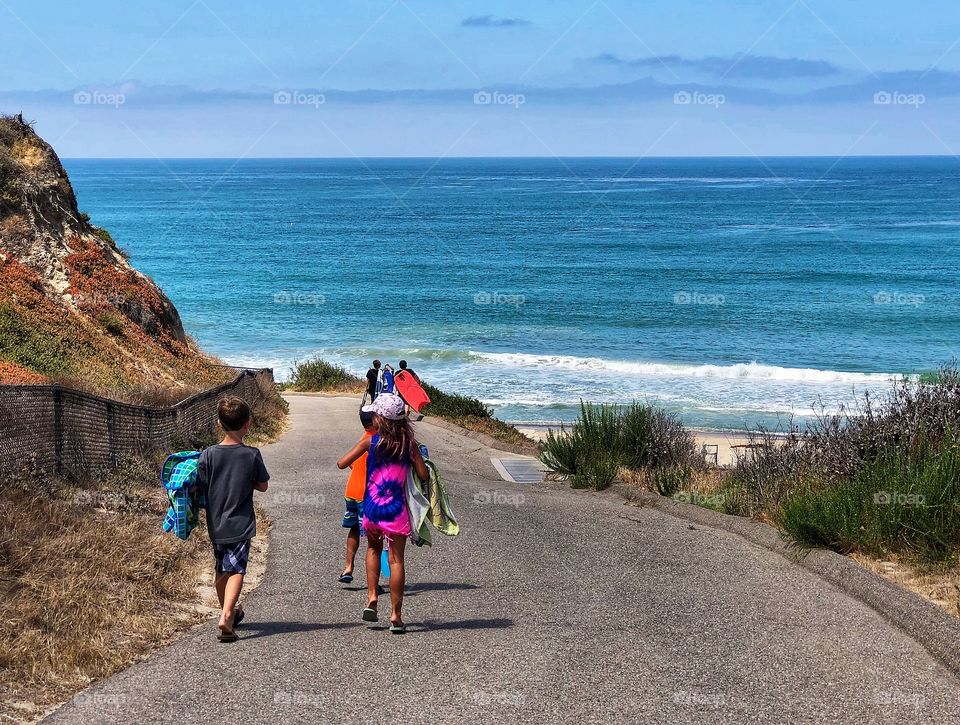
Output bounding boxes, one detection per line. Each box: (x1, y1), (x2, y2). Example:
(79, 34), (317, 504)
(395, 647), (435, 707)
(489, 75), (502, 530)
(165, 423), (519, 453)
(337, 393), (429, 634)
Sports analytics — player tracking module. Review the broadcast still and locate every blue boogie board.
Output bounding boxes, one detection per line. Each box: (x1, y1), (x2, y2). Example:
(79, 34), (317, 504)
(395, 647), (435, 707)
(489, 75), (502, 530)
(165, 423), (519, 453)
(377, 368), (395, 395)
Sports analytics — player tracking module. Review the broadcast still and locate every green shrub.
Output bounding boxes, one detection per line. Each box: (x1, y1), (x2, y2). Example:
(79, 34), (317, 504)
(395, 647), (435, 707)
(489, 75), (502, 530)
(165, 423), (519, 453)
(717, 478), (749, 517)
(572, 450), (620, 490)
(652, 466), (691, 497)
(289, 358), (363, 392)
(540, 426), (580, 475)
(421, 382), (491, 419)
(539, 401), (700, 491)
(777, 438), (960, 566)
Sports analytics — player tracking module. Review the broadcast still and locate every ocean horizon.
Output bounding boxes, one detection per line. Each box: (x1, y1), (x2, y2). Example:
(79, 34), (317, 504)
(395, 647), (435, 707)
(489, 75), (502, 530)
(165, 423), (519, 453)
(64, 155), (960, 430)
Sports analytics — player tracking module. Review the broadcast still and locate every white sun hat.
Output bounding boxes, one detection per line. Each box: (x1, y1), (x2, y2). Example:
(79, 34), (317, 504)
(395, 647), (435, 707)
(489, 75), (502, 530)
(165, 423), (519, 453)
(362, 393), (406, 420)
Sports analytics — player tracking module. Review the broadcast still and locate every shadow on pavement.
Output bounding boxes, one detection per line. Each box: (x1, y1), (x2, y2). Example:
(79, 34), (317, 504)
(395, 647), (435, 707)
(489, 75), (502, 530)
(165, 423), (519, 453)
(239, 620), (363, 640)
(406, 582), (481, 595)
(416, 617), (514, 632)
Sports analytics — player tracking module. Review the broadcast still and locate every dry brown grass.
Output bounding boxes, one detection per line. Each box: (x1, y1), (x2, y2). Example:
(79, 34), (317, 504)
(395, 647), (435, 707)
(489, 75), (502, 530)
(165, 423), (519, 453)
(10, 138), (43, 170)
(0, 457), (210, 722)
(851, 553), (960, 619)
(246, 374), (290, 445)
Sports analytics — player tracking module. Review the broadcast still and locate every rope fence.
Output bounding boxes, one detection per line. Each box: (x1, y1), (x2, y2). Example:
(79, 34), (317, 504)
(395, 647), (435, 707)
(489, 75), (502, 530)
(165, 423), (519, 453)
(0, 368), (274, 480)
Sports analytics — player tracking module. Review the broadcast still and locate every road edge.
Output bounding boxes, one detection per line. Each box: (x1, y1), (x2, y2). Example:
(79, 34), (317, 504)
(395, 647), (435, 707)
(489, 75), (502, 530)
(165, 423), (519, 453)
(616, 485), (960, 679)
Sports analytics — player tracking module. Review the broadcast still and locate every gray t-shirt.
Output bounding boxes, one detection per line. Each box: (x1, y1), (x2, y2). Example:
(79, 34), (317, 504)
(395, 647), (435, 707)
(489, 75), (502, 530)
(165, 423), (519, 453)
(197, 444), (270, 544)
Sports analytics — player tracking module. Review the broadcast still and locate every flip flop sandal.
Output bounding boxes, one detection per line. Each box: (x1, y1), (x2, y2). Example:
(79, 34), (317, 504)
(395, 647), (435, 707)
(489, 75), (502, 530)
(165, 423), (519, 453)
(233, 607), (245, 626)
(389, 623), (407, 634)
(217, 629), (239, 643)
(338, 572), (354, 583)
(362, 608), (378, 622)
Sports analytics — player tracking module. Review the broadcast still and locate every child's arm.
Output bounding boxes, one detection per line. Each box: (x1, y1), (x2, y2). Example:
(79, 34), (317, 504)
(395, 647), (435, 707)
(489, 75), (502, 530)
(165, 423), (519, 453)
(253, 450), (270, 492)
(410, 442), (429, 482)
(337, 437), (370, 470)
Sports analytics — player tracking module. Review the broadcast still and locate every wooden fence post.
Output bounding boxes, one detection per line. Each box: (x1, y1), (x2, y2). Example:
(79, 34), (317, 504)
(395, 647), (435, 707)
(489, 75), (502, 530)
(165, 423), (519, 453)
(52, 386), (64, 476)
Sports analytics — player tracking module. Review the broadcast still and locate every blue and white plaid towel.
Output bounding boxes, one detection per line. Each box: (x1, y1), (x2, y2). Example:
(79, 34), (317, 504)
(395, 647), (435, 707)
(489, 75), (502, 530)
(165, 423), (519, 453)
(162, 451), (204, 540)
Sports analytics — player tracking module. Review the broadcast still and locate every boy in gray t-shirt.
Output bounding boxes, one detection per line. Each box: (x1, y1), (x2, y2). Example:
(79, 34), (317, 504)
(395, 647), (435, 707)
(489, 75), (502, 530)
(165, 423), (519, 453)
(196, 396), (270, 642)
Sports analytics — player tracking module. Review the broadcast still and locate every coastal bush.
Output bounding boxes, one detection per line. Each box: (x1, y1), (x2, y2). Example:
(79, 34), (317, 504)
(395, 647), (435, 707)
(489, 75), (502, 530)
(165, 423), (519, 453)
(572, 450), (620, 490)
(777, 438), (960, 566)
(801, 367), (960, 481)
(288, 357), (363, 392)
(726, 368), (960, 517)
(420, 382), (492, 419)
(540, 401), (700, 490)
(651, 466), (691, 497)
(723, 430), (809, 518)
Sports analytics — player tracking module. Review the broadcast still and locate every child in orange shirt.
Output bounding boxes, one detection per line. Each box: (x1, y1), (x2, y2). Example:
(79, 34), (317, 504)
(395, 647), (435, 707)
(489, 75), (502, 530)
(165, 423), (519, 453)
(339, 409), (377, 583)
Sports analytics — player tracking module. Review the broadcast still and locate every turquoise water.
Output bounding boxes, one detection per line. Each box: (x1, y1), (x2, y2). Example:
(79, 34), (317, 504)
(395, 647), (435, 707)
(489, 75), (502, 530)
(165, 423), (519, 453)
(64, 157), (960, 430)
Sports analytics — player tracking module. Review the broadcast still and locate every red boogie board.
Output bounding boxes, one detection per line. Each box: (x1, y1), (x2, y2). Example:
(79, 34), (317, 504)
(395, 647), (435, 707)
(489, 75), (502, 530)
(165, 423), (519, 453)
(394, 370), (431, 412)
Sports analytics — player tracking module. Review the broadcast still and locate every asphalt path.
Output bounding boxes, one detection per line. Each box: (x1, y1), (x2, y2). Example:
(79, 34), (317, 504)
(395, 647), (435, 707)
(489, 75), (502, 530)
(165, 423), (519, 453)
(47, 395), (960, 724)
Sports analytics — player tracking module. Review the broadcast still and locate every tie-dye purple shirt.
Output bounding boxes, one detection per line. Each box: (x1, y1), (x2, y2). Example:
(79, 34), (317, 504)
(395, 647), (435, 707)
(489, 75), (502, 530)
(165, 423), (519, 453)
(362, 434), (412, 537)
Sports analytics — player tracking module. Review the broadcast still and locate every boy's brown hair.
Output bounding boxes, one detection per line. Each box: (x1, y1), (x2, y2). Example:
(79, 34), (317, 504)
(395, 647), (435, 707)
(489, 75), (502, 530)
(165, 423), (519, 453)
(217, 396), (251, 432)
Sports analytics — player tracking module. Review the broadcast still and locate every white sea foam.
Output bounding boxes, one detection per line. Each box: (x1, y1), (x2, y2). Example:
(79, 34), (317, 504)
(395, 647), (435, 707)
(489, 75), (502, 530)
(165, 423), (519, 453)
(469, 351), (900, 385)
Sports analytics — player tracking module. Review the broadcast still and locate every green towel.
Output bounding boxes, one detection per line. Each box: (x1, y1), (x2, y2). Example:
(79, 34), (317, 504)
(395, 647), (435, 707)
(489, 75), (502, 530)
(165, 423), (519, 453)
(424, 459), (459, 536)
(405, 467), (432, 547)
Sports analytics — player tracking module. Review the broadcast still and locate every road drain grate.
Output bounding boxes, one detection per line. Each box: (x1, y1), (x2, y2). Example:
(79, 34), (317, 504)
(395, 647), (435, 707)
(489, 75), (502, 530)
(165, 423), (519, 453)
(491, 457), (545, 484)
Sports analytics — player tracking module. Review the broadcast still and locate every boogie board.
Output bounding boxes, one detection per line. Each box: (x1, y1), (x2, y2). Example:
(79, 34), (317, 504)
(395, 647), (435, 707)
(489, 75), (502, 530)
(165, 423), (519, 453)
(394, 370), (431, 412)
(377, 368), (395, 396)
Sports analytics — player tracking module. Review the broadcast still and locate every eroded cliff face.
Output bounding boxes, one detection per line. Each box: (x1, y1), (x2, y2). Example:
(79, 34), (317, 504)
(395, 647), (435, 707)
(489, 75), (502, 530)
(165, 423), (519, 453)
(0, 114), (223, 391)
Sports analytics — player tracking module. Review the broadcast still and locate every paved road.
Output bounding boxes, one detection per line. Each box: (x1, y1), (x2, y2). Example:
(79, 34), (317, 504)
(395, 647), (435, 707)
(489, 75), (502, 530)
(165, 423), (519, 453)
(48, 395), (960, 724)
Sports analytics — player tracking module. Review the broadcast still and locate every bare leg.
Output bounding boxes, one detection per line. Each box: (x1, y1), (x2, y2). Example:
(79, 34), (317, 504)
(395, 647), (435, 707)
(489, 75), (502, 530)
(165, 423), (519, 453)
(215, 572), (227, 608)
(365, 532), (383, 611)
(216, 573), (244, 633)
(387, 535), (406, 626)
(344, 525), (360, 575)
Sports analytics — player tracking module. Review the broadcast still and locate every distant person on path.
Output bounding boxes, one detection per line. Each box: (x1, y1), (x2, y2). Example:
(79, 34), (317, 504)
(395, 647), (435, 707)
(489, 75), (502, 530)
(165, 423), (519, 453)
(196, 396), (270, 643)
(397, 360), (420, 382)
(337, 393), (429, 634)
(339, 409), (377, 584)
(366, 360), (381, 402)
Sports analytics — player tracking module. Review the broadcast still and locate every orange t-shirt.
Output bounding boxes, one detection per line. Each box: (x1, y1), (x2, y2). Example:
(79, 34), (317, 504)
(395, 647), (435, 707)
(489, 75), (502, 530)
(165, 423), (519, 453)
(344, 431), (375, 502)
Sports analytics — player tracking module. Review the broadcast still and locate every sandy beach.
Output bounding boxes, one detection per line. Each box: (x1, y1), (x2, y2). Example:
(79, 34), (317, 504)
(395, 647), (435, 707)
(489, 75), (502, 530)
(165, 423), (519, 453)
(515, 425), (758, 467)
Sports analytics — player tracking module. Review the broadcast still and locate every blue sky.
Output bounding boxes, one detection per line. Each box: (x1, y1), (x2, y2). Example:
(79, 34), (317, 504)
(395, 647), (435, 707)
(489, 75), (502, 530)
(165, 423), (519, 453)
(2, 0), (959, 156)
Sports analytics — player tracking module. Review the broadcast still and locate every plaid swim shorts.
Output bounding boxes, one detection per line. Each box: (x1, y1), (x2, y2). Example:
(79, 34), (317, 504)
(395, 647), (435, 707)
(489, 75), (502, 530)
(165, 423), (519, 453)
(342, 498), (362, 529)
(213, 539), (251, 574)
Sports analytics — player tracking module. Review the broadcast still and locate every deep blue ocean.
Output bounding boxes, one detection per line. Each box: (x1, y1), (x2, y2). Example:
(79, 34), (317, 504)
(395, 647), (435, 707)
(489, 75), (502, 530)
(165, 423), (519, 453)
(64, 157), (960, 430)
